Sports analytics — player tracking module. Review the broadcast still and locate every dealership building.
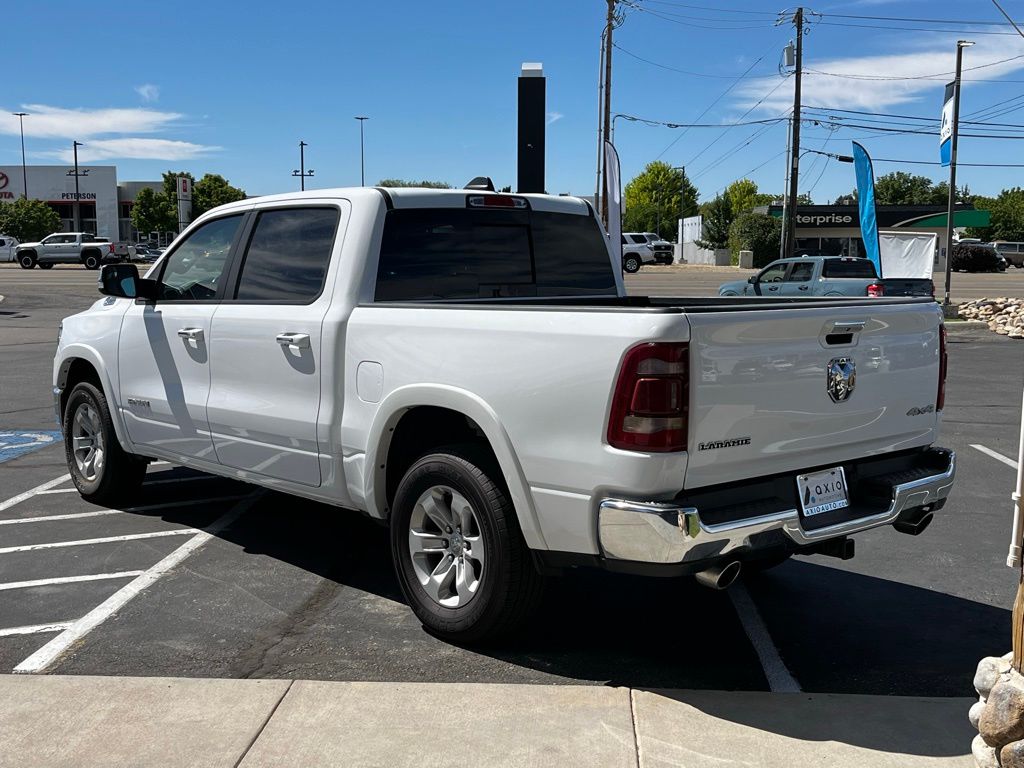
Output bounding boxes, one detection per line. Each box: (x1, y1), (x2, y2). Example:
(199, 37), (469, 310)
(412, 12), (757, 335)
(0, 165), (163, 242)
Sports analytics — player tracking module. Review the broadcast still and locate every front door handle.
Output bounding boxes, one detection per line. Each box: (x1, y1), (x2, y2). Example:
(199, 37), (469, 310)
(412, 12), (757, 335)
(177, 327), (204, 341)
(798, 285), (809, 291)
(276, 333), (310, 349)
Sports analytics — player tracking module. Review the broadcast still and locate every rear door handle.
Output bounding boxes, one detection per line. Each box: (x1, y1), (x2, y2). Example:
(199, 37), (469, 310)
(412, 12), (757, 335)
(798, 285), (809, 291)
(177, 327), (204, 341)
(276, 333), (310, 349)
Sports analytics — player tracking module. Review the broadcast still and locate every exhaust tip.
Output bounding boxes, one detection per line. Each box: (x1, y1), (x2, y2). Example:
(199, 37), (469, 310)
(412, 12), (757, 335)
(894, 510), (934, 536)
(695, 561), (742, 590)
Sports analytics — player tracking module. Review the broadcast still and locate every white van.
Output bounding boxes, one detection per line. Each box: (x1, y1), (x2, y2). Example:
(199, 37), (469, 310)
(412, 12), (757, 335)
(993, 242), (1024, 268)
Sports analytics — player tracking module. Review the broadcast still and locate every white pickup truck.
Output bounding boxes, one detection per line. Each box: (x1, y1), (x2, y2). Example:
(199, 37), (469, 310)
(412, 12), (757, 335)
(53, 187), (955, 641)
(17, 232), (119, 270)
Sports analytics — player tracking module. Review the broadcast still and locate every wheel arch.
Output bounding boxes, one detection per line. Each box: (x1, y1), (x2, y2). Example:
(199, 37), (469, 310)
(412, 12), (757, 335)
(364, 385), (547, 551)
(56, 348), (132, 450)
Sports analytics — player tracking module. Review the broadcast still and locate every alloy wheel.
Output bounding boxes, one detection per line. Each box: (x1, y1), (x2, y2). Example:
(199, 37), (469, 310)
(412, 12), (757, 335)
(407, 485), (485, 608)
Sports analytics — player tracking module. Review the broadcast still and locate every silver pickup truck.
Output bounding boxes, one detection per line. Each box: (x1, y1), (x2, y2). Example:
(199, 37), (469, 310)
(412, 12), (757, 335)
(720, 255), (934, 298)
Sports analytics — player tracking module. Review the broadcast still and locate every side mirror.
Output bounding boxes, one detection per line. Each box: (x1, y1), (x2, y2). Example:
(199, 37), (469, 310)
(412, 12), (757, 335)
(98, 263), (158, 301)
(748, 276), (757, 284)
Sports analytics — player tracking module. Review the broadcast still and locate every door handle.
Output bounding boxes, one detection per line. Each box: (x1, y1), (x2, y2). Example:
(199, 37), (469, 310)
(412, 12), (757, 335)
(177, 327), (204, 341)
(276, 333), (310, 349)
(798, 285), (809, 291)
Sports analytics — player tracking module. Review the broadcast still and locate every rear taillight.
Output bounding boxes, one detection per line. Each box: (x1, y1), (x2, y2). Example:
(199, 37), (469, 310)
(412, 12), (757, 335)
(937, 324), (948, 411)
(608, 342), (689, 452)
(108, 244), (115, 253)
(867, 283), (884, 297)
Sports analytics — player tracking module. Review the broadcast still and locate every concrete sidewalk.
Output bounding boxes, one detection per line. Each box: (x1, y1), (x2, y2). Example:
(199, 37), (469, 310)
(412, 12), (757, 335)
(0, 674), (975, 767)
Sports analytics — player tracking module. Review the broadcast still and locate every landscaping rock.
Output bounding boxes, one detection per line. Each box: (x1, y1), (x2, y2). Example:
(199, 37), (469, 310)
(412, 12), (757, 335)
(1004, 739), (1024, 768)
(971, 700), (986, 730)
(976, 656), (1012, 699)
(981, 677), (1024, 747)
(958, 298), (1024, 339)
(974, 734), (1000, 768)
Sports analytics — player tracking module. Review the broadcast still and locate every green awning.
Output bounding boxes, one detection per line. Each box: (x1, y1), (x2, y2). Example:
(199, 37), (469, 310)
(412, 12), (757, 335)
(904, 209), (990, 228)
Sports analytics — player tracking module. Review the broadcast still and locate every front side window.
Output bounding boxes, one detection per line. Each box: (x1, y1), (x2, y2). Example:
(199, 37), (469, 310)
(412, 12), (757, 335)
(234, 207), (340, 302)
(758, 262), (788, 283)
(156, 215), (243, 301)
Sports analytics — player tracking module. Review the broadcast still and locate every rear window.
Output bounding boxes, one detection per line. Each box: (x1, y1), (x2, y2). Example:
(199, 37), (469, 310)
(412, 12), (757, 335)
(822, 259), (877, 279)
(375, 207), (617, 301)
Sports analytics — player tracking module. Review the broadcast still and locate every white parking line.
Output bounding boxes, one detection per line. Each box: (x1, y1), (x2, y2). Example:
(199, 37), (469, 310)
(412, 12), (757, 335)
(0, 528), (197, 555)
(36, 488), (76, 495)
(972, 443), (1019, 470)
(0, 571), (145, 591)
(0, 474), (71, 512)
(0, 622), (74, 638)
(14, 492), (261, 674)
(729, 581), (801, 693)
(0, 509), (124, 525)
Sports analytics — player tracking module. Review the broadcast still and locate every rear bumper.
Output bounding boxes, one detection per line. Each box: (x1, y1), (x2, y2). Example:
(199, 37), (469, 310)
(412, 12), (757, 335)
(597, 447), (955, 566)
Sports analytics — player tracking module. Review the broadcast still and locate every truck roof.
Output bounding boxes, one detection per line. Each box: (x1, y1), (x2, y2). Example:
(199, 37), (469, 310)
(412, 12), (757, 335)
(211, 187), (593, 217)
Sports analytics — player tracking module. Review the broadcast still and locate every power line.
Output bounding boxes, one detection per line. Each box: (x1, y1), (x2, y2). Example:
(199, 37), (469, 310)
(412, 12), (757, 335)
(635, 0), (777, 16)
(816, 20), (1021, 36)
(613, 114), (788, 129)
(823, 12), (1017, 26)
(989, 0), (1024, 39)
(803, 53), (1024, 82)
(613, 43), (768, 79)
(618, 1), (774, 30)
(803, 105), (1024, 129)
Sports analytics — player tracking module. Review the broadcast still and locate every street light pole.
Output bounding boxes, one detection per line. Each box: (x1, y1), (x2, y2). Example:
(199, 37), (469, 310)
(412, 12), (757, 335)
(66, 141), (88, 232)
(12, 112), (28, 199)
(944, 40), (974, 307)
(671, 166), (686, 253)
(292, 141), (314, 191)
(354, 116), (368, 186)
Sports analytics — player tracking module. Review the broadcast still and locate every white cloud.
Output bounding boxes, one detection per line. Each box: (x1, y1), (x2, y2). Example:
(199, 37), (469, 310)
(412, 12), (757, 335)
(0, 104), (182, 139)
(737, 33), (1024, 113)
(48, 138), (219, 162)
(546, 111), (564, 125)
(134, 84), (160, 103)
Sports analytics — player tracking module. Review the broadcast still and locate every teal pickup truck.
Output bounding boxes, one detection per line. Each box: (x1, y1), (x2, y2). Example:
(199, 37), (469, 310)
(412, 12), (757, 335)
(719, 255), (934, 298)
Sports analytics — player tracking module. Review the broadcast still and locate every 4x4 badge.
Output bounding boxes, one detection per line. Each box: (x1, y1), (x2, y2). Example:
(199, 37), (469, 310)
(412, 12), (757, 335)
(827, 357), (856, 403)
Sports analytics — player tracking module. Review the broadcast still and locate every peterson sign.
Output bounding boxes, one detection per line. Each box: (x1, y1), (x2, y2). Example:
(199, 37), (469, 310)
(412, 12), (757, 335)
(0, 172), (11, 200)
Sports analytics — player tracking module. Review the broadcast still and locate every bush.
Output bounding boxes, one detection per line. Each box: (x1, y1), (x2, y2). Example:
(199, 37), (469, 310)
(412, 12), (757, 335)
(728, 212), (782, 268)
(0, 198), (61, 242)
(951, 243), (1001, 272)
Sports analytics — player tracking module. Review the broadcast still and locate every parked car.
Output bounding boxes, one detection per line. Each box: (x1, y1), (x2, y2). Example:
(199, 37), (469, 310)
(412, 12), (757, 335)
(54, 187), (954, 642)
(621, 234), (655, 273)
(952, 242), (1004, 273)
(16, 232), (120, 270)
(624, 232), (673, 264)
(719, 255), (934, 298)
(0, 234), (20, 262)
(993, 241), (1024, 268)
(131, 245), (161, 263)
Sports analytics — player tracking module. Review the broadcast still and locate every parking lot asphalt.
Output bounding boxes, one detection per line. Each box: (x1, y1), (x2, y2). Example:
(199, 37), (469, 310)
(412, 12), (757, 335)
(0, 263), (1021, 696)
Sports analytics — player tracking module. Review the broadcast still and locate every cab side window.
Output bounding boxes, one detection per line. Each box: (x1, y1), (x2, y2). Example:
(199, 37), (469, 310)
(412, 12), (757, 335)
(787, 262), (815, 282)
(155, 215), (243, 301)
(233, 207), (340, 302)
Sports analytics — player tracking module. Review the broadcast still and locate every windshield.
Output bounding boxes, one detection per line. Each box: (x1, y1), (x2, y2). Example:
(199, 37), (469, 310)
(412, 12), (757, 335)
(376, 208), (617, 301)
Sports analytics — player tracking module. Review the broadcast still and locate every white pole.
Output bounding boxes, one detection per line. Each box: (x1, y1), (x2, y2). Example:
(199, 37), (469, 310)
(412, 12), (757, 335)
(1008, 383), (1024, 567)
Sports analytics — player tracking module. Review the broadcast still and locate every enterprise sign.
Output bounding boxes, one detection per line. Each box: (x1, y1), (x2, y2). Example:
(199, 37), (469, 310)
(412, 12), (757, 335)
(795, 213), (854, 227)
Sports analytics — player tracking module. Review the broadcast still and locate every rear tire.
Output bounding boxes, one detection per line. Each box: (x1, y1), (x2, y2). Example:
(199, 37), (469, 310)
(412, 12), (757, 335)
(82, 252), (101, 270)
(390, 445), (543, 643)
(63, 382), (146, 505)
(18, 254), (35, 269)
(38, 262), (54, 270)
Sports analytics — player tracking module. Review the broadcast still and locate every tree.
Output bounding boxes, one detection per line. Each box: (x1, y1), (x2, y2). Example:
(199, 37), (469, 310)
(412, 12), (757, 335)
(161, 170), (195, 202)
(130, 186), (175, 237)
(696, 193), (733, 250)
(624, 161), (698, 239)
(841, 173), (968, 206)
(192, 174), (246, 218)
(0, 198), (61, 242)
(729, 212), (782, 268)
(378, 179), (452, 188)
(988, 187), (1024, 241)
(725, 179), (776, 216)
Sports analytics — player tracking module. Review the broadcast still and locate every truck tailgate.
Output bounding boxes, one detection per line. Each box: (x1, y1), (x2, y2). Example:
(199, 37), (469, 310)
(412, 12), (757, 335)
(880, 278), (934, 297)
(685, 301), (943, 489)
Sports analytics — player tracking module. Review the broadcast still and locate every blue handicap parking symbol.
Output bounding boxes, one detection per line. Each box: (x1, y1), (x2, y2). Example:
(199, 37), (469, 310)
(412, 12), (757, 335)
(0, 431), (63, 464)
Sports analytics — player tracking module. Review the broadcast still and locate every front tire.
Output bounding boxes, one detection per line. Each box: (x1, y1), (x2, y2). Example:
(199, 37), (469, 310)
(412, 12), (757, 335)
(18, 254), (35, 269)
(390, 446), (543, 643)
(63, 382), (146, 504)
(623, 256), (641, 274)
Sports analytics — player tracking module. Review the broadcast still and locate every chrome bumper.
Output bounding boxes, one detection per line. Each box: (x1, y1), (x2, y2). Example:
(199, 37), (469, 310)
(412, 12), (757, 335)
(598, 449), (956, 565)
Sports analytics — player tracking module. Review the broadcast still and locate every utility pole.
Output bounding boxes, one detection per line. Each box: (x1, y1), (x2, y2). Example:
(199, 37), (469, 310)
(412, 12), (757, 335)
(292, 141), (314, 191)
(943, 40), (974, 307)
(600, 0), (616, 226)
(12, 112), (28, 199)
(783, 7), (804, 259)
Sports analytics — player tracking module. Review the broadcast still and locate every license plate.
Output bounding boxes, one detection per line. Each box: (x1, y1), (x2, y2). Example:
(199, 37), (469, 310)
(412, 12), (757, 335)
(796, 467), (850, 517)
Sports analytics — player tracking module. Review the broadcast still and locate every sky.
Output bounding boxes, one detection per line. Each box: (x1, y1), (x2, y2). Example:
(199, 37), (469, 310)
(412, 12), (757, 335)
(3, 0), (1024, 207)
